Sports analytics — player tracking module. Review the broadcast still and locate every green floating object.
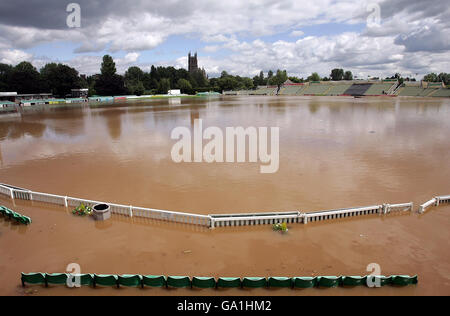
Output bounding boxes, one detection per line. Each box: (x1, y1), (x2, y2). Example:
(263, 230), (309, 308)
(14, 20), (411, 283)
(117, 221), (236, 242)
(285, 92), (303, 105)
(3, 208), (13, 218)
(94, 274), (118, 287)
(342, 276), (367, 286)
(68, 274), (94, 286)
(317, 276), (342, 288)
(45, 273), (68, 285)
(268, 277), (292, 288)
(142, 275), (166, 287)
(118, 274), (142, 287)
(391, 275), (418, 286)
(21, 272), (46, 286)
(242, 277), (267, 288)
(167, 276), (191, 288)
(217, 277), (241, 288)
(293, 277), (317, 288)
(366, 275), (392, 287)
(192, 277), (216, 289)
(0, 206), (31, 224)
(19, 215), (32, 225)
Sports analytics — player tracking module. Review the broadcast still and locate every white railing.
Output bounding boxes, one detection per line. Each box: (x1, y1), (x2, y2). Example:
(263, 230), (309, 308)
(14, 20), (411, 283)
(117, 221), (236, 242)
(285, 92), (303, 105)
(419, 195), (450, 213)
(0, 182), (447, 228)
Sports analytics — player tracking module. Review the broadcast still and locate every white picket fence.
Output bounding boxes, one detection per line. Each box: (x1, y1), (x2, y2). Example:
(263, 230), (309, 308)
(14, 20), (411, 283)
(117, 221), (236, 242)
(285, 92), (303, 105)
(0, 182), (447, 228)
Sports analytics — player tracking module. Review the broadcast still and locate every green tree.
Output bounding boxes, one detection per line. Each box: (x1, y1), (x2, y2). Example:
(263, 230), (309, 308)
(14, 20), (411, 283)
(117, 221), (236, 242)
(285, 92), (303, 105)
(8, 62), (41, 93)
(95, 55), (125, 96)
(157, 78), (170, 94)
(101, 55), (116, 77)
(307, 72), (321, 82)
(330, 68), (344, 81)
(343, 71), (353, 80)
(177, 78), (192, 94)
(268, 69), (288, 89)
(124, 66), (145, 95)
(40, 63), (83, 97)
(0, 63), (13, 91)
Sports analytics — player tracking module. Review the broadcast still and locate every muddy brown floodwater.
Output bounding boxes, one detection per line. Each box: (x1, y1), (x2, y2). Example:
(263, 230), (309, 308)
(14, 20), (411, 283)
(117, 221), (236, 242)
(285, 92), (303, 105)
(0, 96), (449, 296)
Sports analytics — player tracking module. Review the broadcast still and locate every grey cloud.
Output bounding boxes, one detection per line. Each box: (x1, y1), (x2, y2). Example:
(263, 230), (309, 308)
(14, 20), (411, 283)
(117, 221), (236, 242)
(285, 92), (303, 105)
(394, 26), (450, 53)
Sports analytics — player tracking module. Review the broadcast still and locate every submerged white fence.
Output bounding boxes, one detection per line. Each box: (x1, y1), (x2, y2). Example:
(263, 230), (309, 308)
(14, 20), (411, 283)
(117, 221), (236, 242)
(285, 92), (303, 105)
(0, 182), (447, 228)
(419, 195), (450, 213)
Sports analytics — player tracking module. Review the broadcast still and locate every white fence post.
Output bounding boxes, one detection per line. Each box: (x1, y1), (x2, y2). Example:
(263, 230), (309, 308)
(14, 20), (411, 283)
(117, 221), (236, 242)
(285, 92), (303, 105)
(64, 196), (68, 208)
(129, 205), (133, 217)
(10, 188), (14, 200)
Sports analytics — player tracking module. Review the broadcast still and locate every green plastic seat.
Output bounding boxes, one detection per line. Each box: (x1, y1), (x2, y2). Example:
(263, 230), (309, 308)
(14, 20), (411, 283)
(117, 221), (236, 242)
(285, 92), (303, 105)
(12, 212), (23, 222)
(167, 276), (191, 288)
(0, 206), (6, 215)
(391, 275), (418, 286)
(118, 274), (142, 287)
(268, 277), (292, 288)
(45, 273), (68, 286)
(342, 276), (366, 286)
(94, 274), (118, 287)
(18, 215), (32, 225)
(317, 276), (342, 288)
(242, 277), (267, 288)
(3, 208), (13, 218)
(21, 272), (46, 286)
(142, 275), (166, 287)
(67, 274), (94, 287)
(217, 277), (241, 288)
(293, 277), (317, 288)
(192, 277), (216, 289)
(365, 275), (392, 287)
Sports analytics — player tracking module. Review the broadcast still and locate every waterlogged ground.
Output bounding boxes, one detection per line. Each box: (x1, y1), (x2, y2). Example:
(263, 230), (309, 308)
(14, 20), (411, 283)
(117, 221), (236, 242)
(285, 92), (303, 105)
(0, 96), (449, 295)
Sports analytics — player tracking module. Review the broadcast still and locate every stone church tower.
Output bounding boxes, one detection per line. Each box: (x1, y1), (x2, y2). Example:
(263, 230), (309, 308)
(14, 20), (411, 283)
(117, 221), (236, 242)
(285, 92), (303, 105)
(188, 52), (207, 78)
(188, 52), (198, 73)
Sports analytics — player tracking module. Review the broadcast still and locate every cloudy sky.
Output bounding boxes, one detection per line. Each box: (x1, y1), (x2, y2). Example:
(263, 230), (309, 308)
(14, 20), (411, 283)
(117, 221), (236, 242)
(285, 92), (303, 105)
(0, 0), (449, 79)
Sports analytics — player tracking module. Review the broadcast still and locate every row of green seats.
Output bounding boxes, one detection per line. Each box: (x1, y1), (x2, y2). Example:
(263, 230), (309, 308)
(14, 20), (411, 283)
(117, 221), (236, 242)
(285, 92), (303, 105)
(21, 273), (418, 288)
(0, 206), (32, 225)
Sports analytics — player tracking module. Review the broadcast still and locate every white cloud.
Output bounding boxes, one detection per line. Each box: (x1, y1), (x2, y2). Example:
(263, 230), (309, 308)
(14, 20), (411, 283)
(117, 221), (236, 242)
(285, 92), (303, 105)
(290, 30), (304, 37)
(0, 49), (32, 65)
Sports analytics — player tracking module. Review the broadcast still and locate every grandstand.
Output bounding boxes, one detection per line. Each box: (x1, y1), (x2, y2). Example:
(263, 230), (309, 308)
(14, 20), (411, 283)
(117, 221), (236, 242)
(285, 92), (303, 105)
(279, 84), (306, 95)
(300, 83), (332, 95)
(363, 82), (397, 96)
(431, 88), (450, 97)
(326, 83), (353, 96)
(221, 79), (449, 98)
(250, 86), (277, 95)
(343, 84), (372, 96)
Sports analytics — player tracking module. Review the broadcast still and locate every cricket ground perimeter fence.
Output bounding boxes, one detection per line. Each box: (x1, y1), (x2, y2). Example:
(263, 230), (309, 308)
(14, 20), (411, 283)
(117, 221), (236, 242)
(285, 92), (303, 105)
(0, 182), (448, 229)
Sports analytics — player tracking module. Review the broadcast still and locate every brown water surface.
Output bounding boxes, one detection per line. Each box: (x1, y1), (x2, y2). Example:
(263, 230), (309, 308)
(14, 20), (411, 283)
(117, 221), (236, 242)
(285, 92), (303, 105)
(0, 96), (449, 295)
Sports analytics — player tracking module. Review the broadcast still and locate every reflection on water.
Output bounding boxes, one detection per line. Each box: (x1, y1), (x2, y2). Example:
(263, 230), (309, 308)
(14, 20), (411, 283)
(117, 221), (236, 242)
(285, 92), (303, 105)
(0, 96), (449, 215)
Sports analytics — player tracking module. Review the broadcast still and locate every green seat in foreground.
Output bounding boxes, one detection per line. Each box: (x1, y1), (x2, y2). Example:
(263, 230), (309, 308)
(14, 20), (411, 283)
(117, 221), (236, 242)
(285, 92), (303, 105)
(45, 273), (68, 286)
(142, 275), (166, 287)
(217, 277), (241, 288)
(342, 276), (367, 286)
(268, 277), (292, 288)
(94, 274), (118, 287)
(317, 276), (342, 288)
(18, 215), (32, 225)
(167, 276), (191, 288)
(242, 277), (267, 288)
(67, 274), (94, 287)
(192, 277), (216, 289)
(118, 274), (142, 287)
(366, 275), (392, 287)
(293, 277), (317, 288)
(391, 275), (418, 286)
(21, 272), (46, 286)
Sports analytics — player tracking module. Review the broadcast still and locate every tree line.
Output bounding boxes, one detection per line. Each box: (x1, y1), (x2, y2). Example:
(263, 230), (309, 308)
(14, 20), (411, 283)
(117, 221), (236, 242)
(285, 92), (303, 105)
(0, 56), (448, 97)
